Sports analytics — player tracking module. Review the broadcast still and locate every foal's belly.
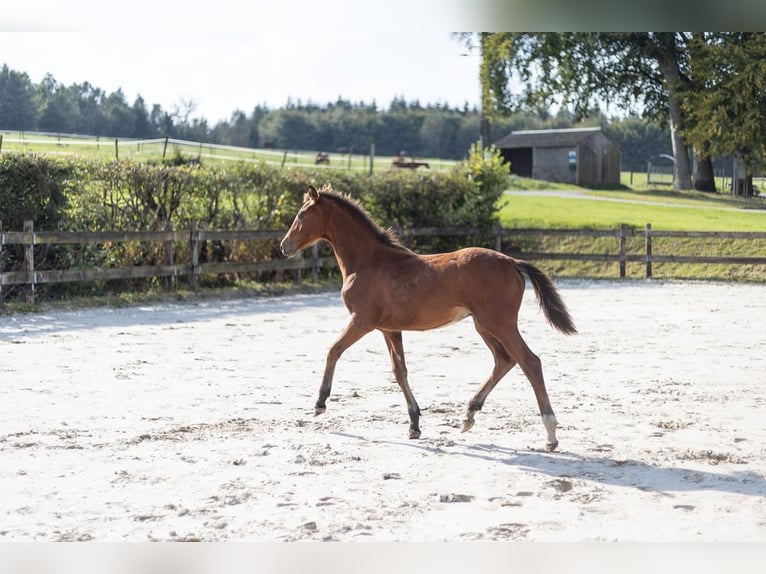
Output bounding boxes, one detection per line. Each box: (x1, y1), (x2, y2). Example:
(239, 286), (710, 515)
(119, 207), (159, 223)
(381, 305), (471, 332)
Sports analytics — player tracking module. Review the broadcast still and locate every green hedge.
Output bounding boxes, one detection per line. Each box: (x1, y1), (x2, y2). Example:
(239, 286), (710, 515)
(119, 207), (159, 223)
(0, 153), (74, 231)
(0, 145), (509, 297)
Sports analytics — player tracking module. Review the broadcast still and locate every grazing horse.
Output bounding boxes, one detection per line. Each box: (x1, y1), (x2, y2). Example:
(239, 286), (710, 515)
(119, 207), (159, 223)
(280, 185), (576, 451)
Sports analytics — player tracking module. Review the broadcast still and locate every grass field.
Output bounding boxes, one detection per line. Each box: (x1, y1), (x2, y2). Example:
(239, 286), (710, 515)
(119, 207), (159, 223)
(499, 190), (766, 231)
(0, 130), (454, 173)
(498, 181), (766, 281)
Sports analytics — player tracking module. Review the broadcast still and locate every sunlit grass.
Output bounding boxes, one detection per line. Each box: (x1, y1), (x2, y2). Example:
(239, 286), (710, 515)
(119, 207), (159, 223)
(0, 130), (456, 173)
(496, 187), (766, 282)
(499, 190), (766, 231)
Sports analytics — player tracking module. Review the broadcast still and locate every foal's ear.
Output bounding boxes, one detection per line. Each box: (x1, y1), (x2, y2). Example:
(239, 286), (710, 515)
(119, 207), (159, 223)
(307, 186), (319, 201)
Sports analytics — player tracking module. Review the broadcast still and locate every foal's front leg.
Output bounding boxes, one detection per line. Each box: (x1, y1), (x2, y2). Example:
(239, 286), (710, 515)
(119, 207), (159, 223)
(315, 315), (369, 415)
(382, 330), (421, 439)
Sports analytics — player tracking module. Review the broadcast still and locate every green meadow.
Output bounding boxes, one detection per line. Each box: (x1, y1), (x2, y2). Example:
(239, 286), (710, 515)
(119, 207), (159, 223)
(496, 181), (766, 282)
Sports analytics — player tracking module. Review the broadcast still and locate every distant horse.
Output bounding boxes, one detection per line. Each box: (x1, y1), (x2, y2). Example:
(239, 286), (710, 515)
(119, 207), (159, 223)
(315, 152), (330, 165)
(280, 185), (576, 451)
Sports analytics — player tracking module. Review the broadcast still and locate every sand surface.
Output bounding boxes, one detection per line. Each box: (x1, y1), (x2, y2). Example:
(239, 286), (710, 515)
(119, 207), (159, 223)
(1, 280), (765, 541)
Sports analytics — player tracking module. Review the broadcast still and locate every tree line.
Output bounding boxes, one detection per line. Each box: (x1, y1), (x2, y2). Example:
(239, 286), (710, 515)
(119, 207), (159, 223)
(1, 63), (671, 170)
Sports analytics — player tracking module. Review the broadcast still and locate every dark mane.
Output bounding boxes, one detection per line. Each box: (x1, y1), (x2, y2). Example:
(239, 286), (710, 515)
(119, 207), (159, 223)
(317, 186), (408, 250)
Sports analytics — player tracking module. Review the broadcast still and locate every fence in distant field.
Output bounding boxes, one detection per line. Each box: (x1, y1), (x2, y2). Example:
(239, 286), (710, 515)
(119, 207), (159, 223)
(0, 131), (455, 173)
(3, 221), (766, 305)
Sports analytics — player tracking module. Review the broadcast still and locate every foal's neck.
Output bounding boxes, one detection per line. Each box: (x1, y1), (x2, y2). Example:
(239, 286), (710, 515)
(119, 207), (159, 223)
(325, 208), (388, 278)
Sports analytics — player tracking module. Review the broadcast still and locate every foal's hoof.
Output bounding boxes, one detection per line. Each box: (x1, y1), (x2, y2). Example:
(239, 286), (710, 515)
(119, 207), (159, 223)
(409, 429), (421, 440)
(461, 418), (475, 433)
(545, 440), (559, 452)
(314, 406), (326, 416)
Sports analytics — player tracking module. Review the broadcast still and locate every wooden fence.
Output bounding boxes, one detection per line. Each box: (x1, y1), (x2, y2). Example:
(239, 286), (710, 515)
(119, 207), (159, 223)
(2, 221), (766, 305)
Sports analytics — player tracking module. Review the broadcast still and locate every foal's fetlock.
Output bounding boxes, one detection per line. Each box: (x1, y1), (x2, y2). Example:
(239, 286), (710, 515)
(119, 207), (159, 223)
(542, 414), (558, 452)
(314, 405), (327, 416)
(461, 411), (477, 433)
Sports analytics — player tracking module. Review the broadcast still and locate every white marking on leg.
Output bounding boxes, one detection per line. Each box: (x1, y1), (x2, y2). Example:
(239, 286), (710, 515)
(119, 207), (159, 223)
(542, 414), (558, 447)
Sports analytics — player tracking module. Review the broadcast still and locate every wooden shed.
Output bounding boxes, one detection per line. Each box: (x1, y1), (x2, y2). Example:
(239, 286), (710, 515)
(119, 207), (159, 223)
(494, 127), (621, 186)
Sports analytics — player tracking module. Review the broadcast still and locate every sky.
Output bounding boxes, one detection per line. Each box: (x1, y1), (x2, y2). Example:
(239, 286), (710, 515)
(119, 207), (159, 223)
(2, 1), (482, 125)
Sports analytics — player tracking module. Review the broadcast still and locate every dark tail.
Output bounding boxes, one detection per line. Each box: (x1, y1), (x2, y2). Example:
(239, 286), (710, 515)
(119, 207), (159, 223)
(517, 260), (577, 335)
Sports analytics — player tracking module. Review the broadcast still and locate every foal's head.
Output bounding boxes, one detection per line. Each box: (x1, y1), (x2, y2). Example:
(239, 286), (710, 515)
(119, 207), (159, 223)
(280, 185), (327, 257)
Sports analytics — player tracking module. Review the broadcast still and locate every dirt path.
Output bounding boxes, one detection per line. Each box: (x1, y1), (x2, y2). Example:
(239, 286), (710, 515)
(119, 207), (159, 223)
(1, 280), (764, 541)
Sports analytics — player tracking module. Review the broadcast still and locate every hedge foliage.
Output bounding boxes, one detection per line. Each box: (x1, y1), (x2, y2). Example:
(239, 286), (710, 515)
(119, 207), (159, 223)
(0, 146), (509, 296)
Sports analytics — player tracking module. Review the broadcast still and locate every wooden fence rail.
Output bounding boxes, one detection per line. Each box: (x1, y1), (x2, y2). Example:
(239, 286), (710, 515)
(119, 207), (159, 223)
(2, 221), (766, 305)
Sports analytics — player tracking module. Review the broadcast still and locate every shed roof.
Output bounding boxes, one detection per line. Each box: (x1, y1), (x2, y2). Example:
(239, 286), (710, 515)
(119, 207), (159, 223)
(494, 127), (608, 149)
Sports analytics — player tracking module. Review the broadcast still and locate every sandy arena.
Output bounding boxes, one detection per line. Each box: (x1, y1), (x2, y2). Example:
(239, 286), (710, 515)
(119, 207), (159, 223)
(1, 280), (765, 541)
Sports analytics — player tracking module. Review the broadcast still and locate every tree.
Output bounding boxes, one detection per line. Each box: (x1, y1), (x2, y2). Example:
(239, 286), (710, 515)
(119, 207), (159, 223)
(38, 80), (83, 133)
(462, 33), (703, 190)
(131, 95), (154, 138)
(681, 33), (766, 196)
(0, 65), (38, 130)
(604, 116), (672, 172)
(258, 108), (317, 150)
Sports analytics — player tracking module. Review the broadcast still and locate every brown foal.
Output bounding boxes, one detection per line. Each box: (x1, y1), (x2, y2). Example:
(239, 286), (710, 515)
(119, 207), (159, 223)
(280, 185), (576, 451)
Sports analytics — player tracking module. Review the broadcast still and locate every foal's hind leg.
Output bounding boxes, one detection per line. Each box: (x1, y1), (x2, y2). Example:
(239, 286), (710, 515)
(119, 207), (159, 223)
(382, 330), (421, 439)
(500, 325), (559, 451)
(472, 316), (559, 451)
(462, 320), (516, 433)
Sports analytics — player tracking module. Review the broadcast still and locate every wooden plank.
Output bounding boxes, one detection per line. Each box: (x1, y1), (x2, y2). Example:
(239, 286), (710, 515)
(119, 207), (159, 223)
(648, 255), (766, 265)
(199, 230), (283, 241)
(35, 230), (181, 244)
(648, 230), (766, 239)
(405, 227), (482, 237)
(0, 232), (33, 244)
(1, 265), (185, 286)
(0, 230), (181, 245)
(0, 257), (342, 287)
(199, 257), (336, 276)
(517, 252), (623, 262)
(504, 228), (623, 238)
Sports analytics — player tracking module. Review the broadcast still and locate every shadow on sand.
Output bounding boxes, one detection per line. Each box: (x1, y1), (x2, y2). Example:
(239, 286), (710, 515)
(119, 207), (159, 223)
(332, 432), (766, 498)
(0, 292), (341, 340)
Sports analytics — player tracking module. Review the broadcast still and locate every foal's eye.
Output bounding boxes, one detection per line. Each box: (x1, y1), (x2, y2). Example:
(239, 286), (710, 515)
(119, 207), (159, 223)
(297, 212), (305, 220)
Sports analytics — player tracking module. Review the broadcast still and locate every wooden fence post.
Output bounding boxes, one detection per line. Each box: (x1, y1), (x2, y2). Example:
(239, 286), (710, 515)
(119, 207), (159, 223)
(369, 143), (375, 176)
(311, 243), (320, 282)
(189, 222), (200, 291)
(494, 223), (503, 252)
(0, 220), (4, 307)
(114, 138), (119, 159)
(162, 136), (169, 160)
(295, 250), (303, 283)
(645, 223), (653, 278)
(23, 220), (35, 304)
(164, 221), (176, 291)
(618, 223), (627, 278)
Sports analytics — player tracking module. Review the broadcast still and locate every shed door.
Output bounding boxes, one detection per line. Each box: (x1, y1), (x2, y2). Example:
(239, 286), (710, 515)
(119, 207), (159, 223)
(503, 148), (533, 177)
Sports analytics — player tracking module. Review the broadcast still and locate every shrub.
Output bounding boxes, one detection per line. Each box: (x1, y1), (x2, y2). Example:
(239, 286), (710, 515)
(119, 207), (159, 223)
(0, 153), (73, 230)
(1, 146), (509, 299)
